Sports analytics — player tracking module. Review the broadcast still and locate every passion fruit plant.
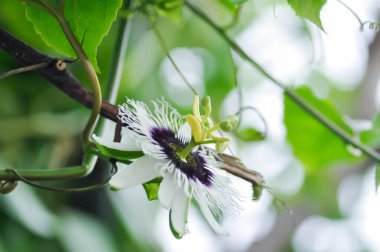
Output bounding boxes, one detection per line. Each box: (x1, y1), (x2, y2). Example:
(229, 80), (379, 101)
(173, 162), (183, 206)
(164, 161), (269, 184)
(0, 0), (379, 248)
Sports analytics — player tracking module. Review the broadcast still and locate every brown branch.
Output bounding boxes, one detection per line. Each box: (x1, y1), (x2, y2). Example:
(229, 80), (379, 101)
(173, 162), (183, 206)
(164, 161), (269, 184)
(0, 27), (264, 187)
(0, 27), (118, 122)
(217, 153), (264, 186)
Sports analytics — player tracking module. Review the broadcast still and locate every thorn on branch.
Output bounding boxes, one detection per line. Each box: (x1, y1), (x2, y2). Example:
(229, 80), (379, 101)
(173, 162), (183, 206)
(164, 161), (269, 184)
(55, 59), (67, 71)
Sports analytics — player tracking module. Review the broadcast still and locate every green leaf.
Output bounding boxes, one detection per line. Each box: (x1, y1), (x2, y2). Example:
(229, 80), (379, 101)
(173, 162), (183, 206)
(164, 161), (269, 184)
(142, 177), (163, 201)
(218, 0), (237, 12)
(24, 0), (123, 72)
(284, 86), (355, 172)
(287, 0), (327, 30)
(235, 128), (265, 142)
(94, 143), (144, 162)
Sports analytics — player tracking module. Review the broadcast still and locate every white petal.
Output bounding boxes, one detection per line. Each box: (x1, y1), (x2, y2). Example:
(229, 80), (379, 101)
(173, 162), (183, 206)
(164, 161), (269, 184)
(158, 175), (176, 209)
(177, 122), (191, 143)
(92, 134), (141, 151)
(109, 156), (160, 189)
(199, 198), (229, 236)
(121, 128), (141, 150)
(170, 190), (190, 235)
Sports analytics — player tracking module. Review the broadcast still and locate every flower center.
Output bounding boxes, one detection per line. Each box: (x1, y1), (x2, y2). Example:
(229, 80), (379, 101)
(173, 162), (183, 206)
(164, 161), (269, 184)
(150, 127), (213, 186)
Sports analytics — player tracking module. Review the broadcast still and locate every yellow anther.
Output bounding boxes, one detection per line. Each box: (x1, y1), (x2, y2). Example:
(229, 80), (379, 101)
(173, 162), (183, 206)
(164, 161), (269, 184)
(186, 114), (203, 142)
(192, 96), (202, 121)
(201, 129), (207, 142)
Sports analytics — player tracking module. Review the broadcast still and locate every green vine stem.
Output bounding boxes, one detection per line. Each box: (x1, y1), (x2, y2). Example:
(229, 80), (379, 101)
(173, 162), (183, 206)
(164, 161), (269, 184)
(0, 153), (96, 182)
(5, 162), (116, 192)
(185, 1), (380, 163)
(336, 0), (379, 31)
(101, 0), (132, 121)
(152, 24), (198, 96)
(0, 166), (87, 181)
(86, 0), (132, 178)
(224, 4), (242, 30)
(98, 0), (132, 137)
(0, 60), (53, 79)
(227, 48), (243, 128)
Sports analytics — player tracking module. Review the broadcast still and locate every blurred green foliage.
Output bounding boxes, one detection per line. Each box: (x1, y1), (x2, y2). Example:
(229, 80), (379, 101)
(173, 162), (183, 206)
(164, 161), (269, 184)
(0, 0), (237, 249)
(284, 86), (357, 173)
(0, 0), (379, 251)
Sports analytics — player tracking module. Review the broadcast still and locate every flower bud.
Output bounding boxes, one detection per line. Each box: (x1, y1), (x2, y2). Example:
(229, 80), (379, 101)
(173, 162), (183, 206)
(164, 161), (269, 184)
(226, 115), (239, 128)
(186, 114), (203, 142)
(201, 96), (211, 107)
(192, 96), (202, 121)
(220, 121), (233, 132)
